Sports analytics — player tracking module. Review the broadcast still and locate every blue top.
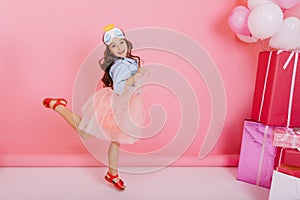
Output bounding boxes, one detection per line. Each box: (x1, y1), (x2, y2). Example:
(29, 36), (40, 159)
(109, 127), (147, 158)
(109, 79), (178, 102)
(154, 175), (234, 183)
(109, 57), (139, 95)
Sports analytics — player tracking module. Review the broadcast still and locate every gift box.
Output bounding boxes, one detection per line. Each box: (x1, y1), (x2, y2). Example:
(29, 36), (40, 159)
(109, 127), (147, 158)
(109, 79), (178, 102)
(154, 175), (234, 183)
(276, 148), (300, 168)
(273, 127), (300, 149)
(237, 120), (277, 188)
(269, 171), (300, 200)
(278, 164), (300, 178)
(251, 50), (300, 127)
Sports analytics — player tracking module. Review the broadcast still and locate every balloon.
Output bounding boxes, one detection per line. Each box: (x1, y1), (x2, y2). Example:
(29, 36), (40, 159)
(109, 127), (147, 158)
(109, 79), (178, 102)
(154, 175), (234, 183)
(248, 3), (283, 39)
(269, 17), (300, 50)
(236, 34), (259, 43)
(247, 0), (277, 10)
(233, 5), (250, 12)
(276, 0), (300, 9)
(228, 6), (251, 35)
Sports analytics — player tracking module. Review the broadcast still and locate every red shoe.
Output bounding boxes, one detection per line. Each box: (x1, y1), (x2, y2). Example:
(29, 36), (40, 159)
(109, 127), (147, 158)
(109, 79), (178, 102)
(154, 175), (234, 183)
(104, 171), (125, 190)
(43, 98), (67, 110)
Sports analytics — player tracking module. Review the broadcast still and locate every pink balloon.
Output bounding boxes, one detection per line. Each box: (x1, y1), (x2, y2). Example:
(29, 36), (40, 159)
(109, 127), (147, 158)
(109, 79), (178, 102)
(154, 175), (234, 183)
(233, 5), (250, 11)
(276, 0), (300, 9)
(228, 6), (251, 36)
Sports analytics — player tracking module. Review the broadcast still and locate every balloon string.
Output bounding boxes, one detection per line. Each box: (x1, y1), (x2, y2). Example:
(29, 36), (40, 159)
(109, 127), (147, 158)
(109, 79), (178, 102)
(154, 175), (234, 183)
(258, 39), (270, 51)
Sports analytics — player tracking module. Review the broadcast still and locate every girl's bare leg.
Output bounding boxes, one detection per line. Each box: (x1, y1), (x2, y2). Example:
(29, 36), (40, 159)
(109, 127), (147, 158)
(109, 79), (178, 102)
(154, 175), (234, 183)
(106, 142), (125, 189)
(49, 100), (91, 138)
(47, 100), (123, 188)
(108, 142), (121, 179)
(54, 105), (81, 130)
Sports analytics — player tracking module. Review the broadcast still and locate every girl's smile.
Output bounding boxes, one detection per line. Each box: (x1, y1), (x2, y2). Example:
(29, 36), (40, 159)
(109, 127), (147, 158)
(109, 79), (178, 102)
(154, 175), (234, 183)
(109, 38), (128, 58)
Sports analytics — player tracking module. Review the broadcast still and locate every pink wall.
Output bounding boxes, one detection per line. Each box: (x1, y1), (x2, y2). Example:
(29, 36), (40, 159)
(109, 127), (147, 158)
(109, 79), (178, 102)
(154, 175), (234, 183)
(0, 0), (261, 166)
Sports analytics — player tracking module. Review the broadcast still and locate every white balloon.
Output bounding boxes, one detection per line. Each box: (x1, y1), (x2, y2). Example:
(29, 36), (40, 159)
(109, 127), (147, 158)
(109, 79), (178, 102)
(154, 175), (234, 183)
(269, 17), (300, 50)
(248, 3), (283, 39)
(247, 0), (277, 10)
(236, 34), (259, 43)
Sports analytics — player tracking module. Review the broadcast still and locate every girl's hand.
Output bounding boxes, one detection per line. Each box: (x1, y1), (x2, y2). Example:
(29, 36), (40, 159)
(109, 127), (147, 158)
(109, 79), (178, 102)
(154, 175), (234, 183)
(126, 75), (135, 86)
(137, 67), (145, 75)
(126, 68), (144, 86)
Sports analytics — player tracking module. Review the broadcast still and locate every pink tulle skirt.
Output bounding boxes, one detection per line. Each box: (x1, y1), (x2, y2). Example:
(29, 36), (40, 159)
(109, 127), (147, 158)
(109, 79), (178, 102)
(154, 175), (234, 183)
(78, 87), (145, 144)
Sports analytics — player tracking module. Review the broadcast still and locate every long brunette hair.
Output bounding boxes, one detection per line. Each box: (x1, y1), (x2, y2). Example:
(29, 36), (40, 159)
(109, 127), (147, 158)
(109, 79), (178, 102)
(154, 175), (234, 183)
(99, 38), (141, 88)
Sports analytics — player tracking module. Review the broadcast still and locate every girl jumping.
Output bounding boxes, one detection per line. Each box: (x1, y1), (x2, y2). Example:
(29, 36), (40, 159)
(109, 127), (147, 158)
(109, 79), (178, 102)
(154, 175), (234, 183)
(43, 24), (145, 191)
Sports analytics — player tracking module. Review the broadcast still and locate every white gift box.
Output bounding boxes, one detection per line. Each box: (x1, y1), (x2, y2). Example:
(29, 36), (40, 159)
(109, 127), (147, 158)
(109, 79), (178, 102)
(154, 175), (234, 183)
(269, 170), (300, 200)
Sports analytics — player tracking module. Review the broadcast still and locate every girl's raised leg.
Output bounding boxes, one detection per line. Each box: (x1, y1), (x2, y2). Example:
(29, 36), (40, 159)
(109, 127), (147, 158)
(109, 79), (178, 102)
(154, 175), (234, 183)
(54, 104), (81, 130)
(44, 99), (91, 138)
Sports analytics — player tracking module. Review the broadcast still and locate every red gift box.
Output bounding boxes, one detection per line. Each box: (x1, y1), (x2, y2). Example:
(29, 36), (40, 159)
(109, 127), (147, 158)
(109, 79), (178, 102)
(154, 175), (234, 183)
(278, 164), (300, 178)
(251, 50), (300, 127)
(275, 148), (300, 168)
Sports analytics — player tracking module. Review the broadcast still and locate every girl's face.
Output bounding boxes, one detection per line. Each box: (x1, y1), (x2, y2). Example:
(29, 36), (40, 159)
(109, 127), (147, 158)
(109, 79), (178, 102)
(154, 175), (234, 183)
(108, 38), (128, 58)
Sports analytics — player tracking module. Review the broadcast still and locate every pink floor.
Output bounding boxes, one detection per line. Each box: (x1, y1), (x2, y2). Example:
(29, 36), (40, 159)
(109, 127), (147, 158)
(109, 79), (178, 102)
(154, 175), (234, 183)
(1, 167), (270, 200)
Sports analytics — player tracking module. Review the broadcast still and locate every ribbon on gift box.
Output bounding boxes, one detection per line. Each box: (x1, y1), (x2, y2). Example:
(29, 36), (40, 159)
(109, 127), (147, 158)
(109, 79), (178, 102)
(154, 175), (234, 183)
(276, 148), (284, 171)
(278, 50), (299, 128)
(258, 50), (299, 128)
(258, 52), (272, 123)
(256, 125), (269, 186)
(273, 128), (300, 149)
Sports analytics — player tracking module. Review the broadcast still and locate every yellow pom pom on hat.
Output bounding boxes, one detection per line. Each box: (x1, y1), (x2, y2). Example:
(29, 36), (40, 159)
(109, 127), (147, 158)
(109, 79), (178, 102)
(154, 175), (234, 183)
(103, 24), (125, 45)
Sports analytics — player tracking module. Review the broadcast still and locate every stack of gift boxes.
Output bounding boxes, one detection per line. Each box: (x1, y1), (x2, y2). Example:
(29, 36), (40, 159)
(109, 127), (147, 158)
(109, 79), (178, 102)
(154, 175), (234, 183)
(236, 50), (300, 196)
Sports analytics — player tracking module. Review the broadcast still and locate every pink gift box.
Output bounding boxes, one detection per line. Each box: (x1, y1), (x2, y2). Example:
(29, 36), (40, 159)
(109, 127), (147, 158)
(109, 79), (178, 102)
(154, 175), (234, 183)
(237, 120), (277, 188)
(273, 128), (300, 149)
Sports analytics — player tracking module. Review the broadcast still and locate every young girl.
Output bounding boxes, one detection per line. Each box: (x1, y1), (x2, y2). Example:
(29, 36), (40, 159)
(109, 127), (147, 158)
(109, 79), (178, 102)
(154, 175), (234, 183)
(42, 24), (145, 191)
